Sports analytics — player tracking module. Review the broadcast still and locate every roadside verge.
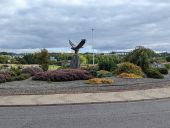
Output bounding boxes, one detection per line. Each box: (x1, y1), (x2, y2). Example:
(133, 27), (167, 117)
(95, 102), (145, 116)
(1, 87), (170, 106)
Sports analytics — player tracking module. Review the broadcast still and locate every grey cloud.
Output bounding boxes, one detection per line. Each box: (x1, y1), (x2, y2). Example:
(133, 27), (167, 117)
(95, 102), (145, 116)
(0, 0), (170, 52)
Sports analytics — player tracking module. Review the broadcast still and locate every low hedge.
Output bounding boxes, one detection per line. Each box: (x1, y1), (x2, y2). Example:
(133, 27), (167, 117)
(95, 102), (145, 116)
(32, 69), (92, 82)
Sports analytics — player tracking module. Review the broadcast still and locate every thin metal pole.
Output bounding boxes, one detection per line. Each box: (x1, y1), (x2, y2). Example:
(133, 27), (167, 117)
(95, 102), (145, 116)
(91, 28), (95, 65)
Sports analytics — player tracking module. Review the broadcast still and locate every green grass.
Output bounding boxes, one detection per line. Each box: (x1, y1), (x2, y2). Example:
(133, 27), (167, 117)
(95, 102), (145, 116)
(165, 64), (170, 70)
(48, 65), (61, 70)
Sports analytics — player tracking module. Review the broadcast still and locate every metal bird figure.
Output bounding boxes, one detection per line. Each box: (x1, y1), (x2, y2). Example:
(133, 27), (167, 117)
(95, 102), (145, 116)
(69, 39), (86, 54)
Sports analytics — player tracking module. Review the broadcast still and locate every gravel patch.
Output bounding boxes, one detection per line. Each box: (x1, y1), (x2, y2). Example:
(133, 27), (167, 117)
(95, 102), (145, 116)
(0, 74), (170, 95)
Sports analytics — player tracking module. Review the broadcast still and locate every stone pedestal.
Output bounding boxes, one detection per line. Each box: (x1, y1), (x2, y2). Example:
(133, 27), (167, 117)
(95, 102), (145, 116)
(70, 54), (80, 69)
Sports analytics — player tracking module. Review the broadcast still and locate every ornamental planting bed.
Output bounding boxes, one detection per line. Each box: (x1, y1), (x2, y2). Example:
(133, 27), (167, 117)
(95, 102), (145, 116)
(0, 74), (170, 96)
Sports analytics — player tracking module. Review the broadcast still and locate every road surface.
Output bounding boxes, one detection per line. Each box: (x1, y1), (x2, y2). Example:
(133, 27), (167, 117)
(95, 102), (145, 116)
(1, 99), (170, 128)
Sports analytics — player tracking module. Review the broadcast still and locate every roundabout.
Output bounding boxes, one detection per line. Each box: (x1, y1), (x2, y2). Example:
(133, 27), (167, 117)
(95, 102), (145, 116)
(0, 73), (170, 96)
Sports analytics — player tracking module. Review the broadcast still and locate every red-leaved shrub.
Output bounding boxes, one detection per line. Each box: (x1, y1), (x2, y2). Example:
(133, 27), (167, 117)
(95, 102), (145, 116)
(32, 69), (92, 81)
(22, 67), (43, 76)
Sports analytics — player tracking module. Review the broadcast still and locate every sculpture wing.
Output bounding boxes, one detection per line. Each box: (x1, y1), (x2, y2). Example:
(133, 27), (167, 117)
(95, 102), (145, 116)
(76, 39), (86, 49)
(69, 40), (76, 48)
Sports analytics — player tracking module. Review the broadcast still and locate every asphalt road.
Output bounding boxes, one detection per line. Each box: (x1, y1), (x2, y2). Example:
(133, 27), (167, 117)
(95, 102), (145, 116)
(1, 99), (170, 128)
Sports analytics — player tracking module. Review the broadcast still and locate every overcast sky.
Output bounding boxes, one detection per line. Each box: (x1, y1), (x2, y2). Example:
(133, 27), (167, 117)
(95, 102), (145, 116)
(0, 0), (170, 53)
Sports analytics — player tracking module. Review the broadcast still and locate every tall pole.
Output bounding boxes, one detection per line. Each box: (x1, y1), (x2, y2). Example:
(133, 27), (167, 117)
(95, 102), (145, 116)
(91, 28), (95, 65)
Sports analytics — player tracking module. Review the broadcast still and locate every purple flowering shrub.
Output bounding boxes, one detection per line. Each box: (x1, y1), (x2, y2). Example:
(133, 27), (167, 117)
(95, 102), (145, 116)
(0, 70), (16, 77)
(22, 67), (43, 76)
(0, 68), (33, 83)
(32, 69), (92, 81)
(0, 72), (11, 83)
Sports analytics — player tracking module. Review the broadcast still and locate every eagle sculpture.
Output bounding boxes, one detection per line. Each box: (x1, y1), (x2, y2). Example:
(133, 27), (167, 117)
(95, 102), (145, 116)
(69, 39), (86, 54)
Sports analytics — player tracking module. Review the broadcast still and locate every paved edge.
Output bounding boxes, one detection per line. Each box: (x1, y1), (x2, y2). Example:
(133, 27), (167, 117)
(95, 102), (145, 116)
(1, 87), (170, 106)
(1, 97), (170, 107)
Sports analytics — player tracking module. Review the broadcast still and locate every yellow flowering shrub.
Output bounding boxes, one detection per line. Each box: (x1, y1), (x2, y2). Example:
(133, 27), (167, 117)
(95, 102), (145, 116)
(86, 78), (113, 85)
(97, 70), (110, 74)
(116, 62), (144, 76)
(118, 73), (143, 79)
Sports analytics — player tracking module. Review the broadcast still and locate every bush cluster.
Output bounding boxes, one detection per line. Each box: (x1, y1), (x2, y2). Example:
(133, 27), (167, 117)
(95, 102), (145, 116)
(32, 69), (92, 82)
(116, 62), (144, 77)
(144, 68), (164, 79)
(22, 67), (43, 76)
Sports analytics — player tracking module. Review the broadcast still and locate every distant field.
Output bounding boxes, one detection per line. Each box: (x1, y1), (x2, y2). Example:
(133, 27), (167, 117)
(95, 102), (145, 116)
(48, 65), (61, 70)
(0, 64), (39, 68)
(0, 64), (61, 70)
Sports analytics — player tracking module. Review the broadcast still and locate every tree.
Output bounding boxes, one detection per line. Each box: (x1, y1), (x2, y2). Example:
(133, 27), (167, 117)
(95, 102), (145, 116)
(37, 49), (49, 71)
(22, 54), (38, 64)
(84, 54), (99, 64)
(80, 55), (87, 65)
(124, 46), (155, 70)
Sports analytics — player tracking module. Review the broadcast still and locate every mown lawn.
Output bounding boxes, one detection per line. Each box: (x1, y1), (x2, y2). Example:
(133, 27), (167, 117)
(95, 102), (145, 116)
(48, 65), (61, 70)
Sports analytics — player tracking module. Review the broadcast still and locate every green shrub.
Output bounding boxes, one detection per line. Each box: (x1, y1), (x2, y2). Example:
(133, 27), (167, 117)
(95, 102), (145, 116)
(166, 56), (170, 62)
(116, 62), (144, 76)
(98, 55), (117, 71)
(41, 64), (48, 71)
(158, 68), (169, 75)
(96, 70), (113, 78)
(81, 65), (98, 76)
(165, 64), (170, 69)
(10, 67), (22, 76)
(124, 46), (155, 70)
(145, 68), (164, 79)
(10, 73), (31, 81)
(17, 73), (31, 80)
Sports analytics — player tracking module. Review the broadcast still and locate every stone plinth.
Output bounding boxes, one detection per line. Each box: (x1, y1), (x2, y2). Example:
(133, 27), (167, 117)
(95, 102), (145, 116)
(70, 54), (80, 68)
